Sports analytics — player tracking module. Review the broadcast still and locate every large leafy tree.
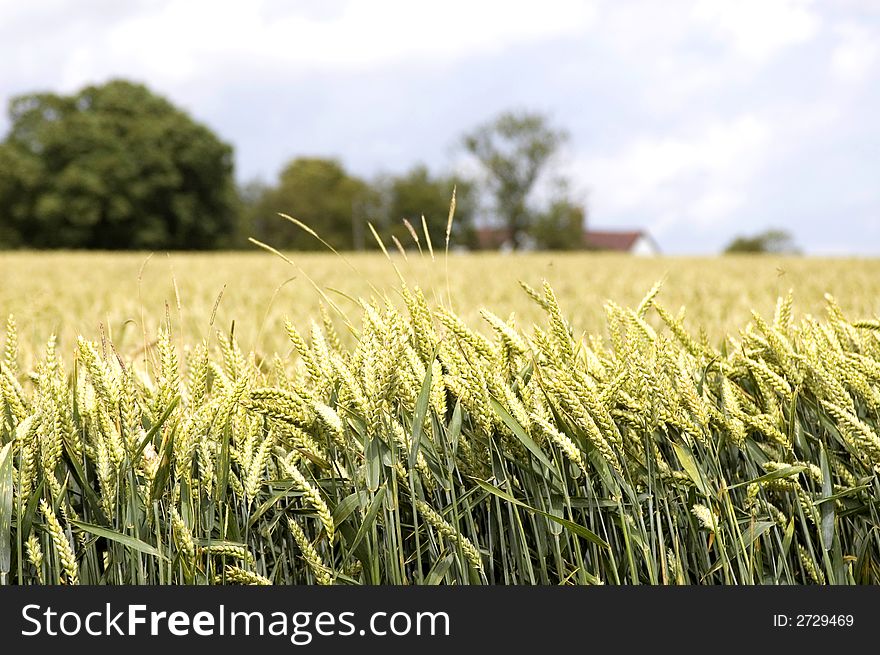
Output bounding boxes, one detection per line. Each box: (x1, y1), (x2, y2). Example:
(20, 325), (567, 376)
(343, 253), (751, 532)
(463, 111), (568, 250)
(246, 158), (373, 250)
(0, 79), (238, 249)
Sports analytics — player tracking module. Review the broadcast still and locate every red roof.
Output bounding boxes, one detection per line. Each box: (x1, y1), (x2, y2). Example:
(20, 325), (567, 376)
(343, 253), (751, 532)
(475, 227), (514, 249)
(583, 230), (644, 251)
(473, 227), (656, 252)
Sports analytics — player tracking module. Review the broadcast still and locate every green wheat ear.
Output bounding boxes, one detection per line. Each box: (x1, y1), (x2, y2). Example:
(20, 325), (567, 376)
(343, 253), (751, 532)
(4, 314), (18, 377)
(39, 500), (79, 585)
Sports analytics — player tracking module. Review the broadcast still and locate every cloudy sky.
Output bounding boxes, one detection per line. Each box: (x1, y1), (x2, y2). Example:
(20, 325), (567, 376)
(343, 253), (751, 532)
(1, 0), (878, 254)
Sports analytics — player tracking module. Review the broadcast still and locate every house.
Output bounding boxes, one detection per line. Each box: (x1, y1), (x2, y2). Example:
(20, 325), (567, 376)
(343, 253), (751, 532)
(474, 226), (660, 255)
(474, 227), (534, 251)
(582, 230), (660, 256)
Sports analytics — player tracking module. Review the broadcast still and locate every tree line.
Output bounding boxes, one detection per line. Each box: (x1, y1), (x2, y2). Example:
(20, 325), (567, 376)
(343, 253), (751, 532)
(0, 79), (800, 254)
(0, 79), (583, 251)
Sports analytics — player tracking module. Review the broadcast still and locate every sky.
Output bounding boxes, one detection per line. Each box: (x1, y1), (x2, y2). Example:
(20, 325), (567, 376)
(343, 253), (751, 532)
(1, 0), (878, 254)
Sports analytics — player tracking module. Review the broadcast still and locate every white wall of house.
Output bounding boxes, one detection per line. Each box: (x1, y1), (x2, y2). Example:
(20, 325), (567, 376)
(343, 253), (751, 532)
(631, 235), (659, 256)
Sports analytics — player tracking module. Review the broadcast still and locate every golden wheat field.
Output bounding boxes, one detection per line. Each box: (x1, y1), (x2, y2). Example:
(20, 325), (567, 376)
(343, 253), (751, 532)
(2, 251), (879, 364)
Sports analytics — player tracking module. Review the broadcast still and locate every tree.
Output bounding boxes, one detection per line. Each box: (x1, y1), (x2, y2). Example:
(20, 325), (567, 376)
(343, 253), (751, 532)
(234, 178), (272, 249)
(247, 158), (373, 250)
(528, 177), (586, 250)
(723, 229), (800, 254)
(463, 110), (568, 249)
(381, 164), (476, 249)
(531, 199), (586, 250)
(0, 79), (238, 249)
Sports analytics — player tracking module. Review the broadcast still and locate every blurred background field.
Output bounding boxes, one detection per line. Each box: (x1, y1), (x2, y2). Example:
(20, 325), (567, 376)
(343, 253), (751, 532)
(2, 251), (878, 367)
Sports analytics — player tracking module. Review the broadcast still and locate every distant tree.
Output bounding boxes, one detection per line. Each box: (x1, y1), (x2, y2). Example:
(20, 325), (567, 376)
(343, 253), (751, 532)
(381, 164), (476, 249)
(249, 158), (373, 250)
(723, 229), (800, 254)
(0, 79), (238, 249)
(532, 199), (586, 250)
(234, 178), (272, 248)
(528, 177), (586, 250)
(463, 110), (568, 250)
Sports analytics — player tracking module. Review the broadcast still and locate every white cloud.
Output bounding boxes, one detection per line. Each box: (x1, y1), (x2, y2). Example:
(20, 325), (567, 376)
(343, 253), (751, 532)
(570, 115), (771, 232)
(16, 0), (596, 89)
(691, 0), (820, 61)
(831, 22), (879, 82)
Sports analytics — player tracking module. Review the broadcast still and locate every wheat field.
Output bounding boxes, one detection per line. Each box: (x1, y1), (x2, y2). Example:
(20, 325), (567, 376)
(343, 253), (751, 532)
(1, 250), (879, 585)
(2, 251), (879, 365)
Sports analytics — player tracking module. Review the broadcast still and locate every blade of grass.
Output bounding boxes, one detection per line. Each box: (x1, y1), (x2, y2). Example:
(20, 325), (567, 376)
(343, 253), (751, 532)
(473, 478), (608, 548)
(71, 520), (167, 561)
